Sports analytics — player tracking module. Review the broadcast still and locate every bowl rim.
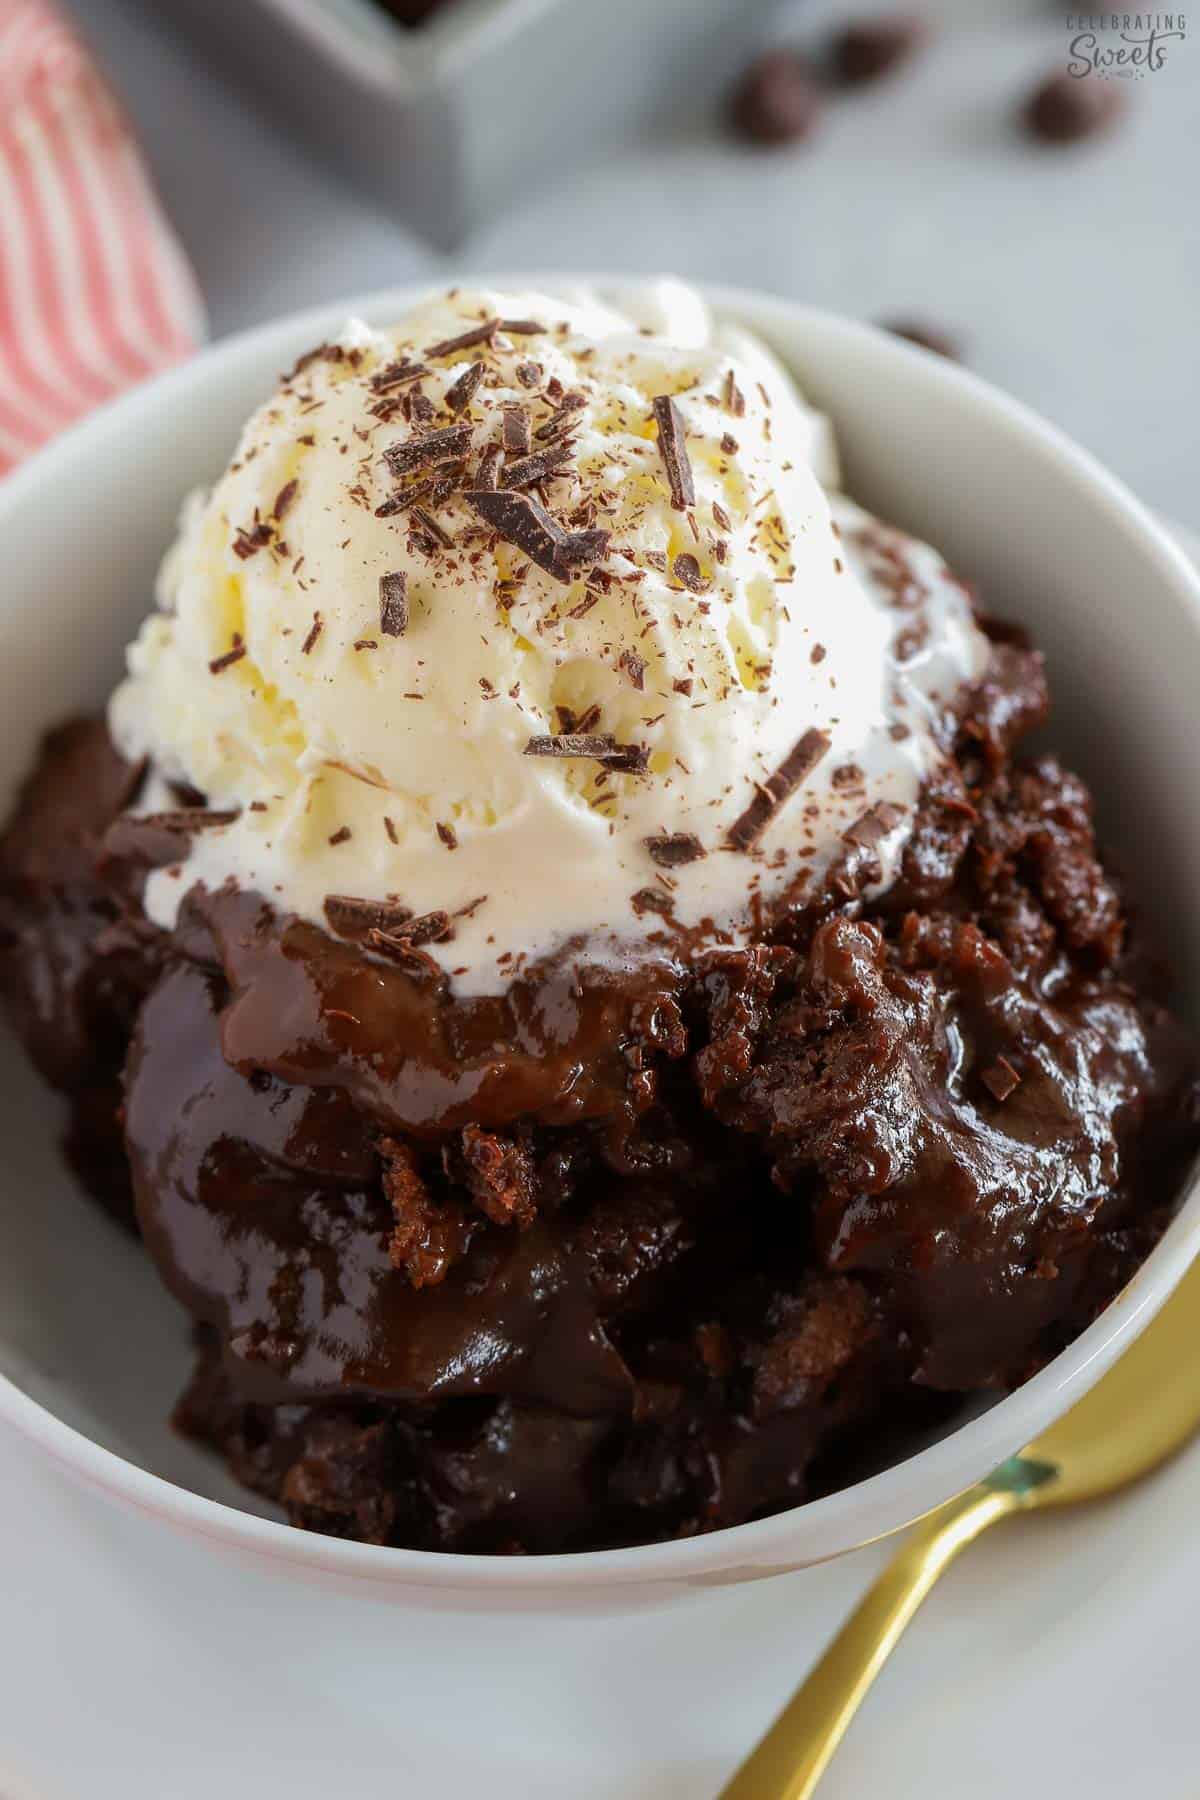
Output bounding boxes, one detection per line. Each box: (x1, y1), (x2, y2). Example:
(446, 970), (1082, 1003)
(2, 274), (1200, 1593)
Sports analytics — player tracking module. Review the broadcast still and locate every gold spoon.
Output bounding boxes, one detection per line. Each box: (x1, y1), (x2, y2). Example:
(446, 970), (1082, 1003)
(720, 1256), (1200, 1800)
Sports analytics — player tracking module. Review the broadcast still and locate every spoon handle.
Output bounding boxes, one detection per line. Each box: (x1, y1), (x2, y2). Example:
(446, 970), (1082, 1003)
(718, 1482), (1021, 1800)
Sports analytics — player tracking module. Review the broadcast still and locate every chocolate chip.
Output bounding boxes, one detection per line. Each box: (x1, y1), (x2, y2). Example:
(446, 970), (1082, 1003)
(1024, 71), (1128, 144)
(730, 50), (824, 146)
(831, 15), (928, 85)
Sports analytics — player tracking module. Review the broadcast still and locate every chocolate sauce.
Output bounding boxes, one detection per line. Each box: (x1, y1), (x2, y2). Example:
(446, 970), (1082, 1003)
(1, 631), (1197, 1553)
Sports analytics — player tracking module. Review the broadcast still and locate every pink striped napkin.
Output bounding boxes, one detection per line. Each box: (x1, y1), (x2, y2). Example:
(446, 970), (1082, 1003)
(0, 0), (203, 475)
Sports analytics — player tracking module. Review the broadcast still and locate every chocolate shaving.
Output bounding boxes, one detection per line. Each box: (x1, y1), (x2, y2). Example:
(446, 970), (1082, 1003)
(324, 894), (414, 940)
(631, 888), (673, 919)
(301, 612), (323, 655)
(502, 405), (531, 456)
(379, 571), (409, 636)
(724, 370), (746, 417)
(524, 733), (648, 772)
(535, 394), (586, 442)
(375, 490), (414, 519)
(498, 318), (546, 336)
(981, 1056), (1022, 1103)
(726, 727), (832, 850)
(273, 479), (299, 521)
(651, 396), (695, 510)
(425, 318), (498, 359)
(233, 522), (272, 560)
(328, 826), (352, 846)
(672, 553), (710, 594)
(209, 639), (246, 675)
(384, 422), (473, 478)
(619, 649), (646, 690)
(436, 821), (458, 850)
(409, 504), (452, 550)
(500, 442), (573, 490)
(445, 359), (485, 415)
(465, 488), (569, 583)
(712, 500), (732, 531)
(285, 342), (349, 380)
(375, 909), (451, 949)
(553, 527), (610, 574)
(475, 444), (504, 490)
(645, 832), (704, 868)
(842, 801), (905, 849)
(370, 361), (428, 393)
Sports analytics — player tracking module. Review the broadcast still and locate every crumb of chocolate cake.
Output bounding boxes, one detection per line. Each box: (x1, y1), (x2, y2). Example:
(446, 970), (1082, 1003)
(380, 1137), (471, 1288)
(458, 1125), (538, 1229)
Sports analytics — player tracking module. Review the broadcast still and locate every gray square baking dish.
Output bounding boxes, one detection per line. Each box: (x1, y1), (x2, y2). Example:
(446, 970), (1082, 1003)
(146, 0), (783, 248)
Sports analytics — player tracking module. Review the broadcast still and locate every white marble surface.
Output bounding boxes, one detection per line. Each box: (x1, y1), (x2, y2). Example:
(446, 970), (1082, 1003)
(63, 0), (1200, 526)
(5, 6), (1200, 1796)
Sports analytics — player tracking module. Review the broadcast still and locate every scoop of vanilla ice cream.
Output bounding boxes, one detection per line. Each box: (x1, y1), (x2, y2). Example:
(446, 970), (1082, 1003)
(110, 280), (988, 990)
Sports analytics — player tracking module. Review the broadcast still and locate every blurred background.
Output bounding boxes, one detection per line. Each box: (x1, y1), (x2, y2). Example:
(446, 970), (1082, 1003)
(56, 0), (1200, 524)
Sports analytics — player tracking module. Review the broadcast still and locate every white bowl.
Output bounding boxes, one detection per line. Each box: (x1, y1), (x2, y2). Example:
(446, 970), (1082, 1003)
(1, 279), (1199, 1615)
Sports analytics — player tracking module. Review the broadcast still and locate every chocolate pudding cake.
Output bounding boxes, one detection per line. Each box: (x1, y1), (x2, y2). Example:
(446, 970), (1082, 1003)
(1, 282), (1196, 1554)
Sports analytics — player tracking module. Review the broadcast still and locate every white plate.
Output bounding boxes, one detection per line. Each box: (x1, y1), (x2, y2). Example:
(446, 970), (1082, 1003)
(0, 526), (1196, 1797)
